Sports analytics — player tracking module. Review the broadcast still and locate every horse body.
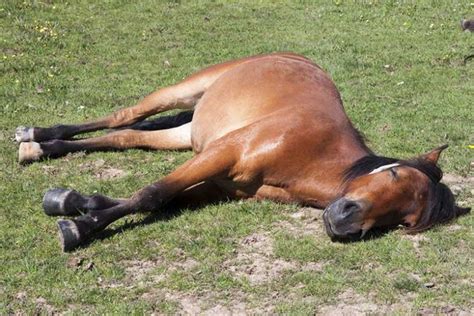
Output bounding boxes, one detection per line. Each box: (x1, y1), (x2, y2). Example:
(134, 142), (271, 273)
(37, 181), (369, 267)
(15, 53), (469, 251)
(192, 54), (344, 151)
(191, 54), (367, 206)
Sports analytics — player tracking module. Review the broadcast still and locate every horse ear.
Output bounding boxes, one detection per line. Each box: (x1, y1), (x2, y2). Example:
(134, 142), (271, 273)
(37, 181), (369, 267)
(420, 144), (448, 164)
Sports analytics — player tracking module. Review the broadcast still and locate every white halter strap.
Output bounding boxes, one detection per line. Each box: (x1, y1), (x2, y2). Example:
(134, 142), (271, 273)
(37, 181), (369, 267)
(369, 163), (400, 175)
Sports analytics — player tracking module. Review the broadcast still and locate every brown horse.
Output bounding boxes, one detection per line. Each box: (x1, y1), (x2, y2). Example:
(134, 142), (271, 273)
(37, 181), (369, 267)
(16, 52), (470, 251)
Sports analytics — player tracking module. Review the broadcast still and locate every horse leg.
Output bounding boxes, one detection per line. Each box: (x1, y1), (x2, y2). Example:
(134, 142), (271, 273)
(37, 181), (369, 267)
(52, 140), (238, 251)
(123, 110), (193, 131)
(18, 123), (191, 163)
(15, 54), (257, 143)
(43, 180), (228, 217)
(15, 80), (200, 143)
(42, 189), (124, 216)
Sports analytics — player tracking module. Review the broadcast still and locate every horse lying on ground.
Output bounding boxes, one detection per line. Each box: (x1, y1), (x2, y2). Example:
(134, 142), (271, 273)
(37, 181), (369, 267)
(16, 52), (470, 251)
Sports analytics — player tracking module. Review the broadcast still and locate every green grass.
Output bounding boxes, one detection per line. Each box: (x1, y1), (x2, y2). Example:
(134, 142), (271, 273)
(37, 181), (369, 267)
(1, 1), (473, 314)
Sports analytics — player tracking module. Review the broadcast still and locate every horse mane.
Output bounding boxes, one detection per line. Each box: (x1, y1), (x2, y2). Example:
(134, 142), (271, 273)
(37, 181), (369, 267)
(407, 181), (470, 233)
(342, 154), (398, 183)
(343, 154), (471, 232)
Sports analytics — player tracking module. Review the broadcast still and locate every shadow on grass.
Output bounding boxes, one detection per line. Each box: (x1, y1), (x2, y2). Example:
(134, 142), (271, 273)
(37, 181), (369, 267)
(74, 201), (223, 251)
(77, 206), (398, 251)
(330, 225), (397, 244)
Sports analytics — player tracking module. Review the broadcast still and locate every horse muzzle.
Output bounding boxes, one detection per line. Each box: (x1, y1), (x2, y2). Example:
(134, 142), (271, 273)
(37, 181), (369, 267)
(323, 197), (366, 241)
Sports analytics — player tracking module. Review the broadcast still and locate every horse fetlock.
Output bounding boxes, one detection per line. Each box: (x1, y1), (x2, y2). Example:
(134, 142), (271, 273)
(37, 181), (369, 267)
(15, 126), (35, 142)
(85, 195), (118, 211)
(43, 188), (86, 216)
(18, 142), (43, 164)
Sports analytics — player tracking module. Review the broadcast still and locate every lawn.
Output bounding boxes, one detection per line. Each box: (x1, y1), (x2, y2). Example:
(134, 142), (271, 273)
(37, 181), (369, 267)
(1, 1), (473, 314)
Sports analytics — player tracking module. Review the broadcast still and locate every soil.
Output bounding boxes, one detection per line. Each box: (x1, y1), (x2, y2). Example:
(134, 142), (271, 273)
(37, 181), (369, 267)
(78, 159), (128, 180)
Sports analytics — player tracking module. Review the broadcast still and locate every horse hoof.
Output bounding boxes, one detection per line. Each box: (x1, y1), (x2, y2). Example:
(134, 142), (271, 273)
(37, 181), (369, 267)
(57, 219), (82, 252)
(15, 126), (35, 143)
(18, 142), (43, 164)
(43, 188), (84, 216)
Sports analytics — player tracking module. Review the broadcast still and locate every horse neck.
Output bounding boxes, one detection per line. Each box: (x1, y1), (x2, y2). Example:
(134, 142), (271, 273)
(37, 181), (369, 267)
(296, 140), (371, 207)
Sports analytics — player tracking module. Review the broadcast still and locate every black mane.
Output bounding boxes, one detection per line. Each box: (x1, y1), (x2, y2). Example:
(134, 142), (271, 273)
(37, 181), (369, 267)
(343, 155), (443, 184)
(343, 154), (470, 231)
(343, 155), (398, 183)
(408, 182), (470, 233)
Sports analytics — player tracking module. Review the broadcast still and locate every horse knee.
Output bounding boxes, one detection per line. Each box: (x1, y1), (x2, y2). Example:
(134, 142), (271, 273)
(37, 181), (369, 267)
(110, 108), (142, 128)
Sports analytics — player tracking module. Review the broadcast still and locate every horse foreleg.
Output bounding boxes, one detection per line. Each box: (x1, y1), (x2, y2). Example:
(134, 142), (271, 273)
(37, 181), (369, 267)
(42, 180), (228, 217)
(18, 123), (192, 163)
(52, 140), (238, 251)
(42, 188), (124, 216)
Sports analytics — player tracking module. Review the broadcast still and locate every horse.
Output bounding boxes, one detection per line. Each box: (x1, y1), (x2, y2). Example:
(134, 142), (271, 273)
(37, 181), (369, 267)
(16, 52), (470, 251)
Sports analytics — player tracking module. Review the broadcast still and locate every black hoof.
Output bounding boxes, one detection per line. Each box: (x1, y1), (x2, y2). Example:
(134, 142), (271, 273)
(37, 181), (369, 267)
(57, 219), (83, 252)
(43, 189), (86, 216)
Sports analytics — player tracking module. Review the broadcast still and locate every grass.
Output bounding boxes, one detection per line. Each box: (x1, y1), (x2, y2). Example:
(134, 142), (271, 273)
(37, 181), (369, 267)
(1, 0), (473, 314)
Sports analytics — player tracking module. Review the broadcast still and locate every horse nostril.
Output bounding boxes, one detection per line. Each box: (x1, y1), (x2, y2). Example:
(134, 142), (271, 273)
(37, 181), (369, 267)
(342, 201), (360, 216)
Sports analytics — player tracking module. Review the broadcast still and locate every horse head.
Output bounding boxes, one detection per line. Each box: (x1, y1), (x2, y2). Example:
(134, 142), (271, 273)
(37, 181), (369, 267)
(323, 145), (470, 240)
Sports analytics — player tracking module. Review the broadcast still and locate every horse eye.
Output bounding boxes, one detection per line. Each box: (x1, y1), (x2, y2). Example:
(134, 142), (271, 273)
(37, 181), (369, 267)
(390, 168), (398, 179)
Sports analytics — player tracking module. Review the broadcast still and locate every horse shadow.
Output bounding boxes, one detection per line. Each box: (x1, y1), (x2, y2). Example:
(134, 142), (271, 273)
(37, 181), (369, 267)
(76, 204), (396, 250)
(76, 202), (196, 250)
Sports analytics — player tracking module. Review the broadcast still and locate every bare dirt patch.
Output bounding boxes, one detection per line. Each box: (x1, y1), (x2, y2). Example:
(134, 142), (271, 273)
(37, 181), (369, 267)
(223, 230), (326, 287)
(443, 173), (474, 186)
(100, 259), (161, 290)
(223, 233), (298, 285)
(103, 254), (200, 290)
(317, 285), (473, 315)
(274, 207), (326, 238)
(144, 288), (274, 315)
(124, 259), (163, 283)
(417, 306), (473, 316)
(317, 288), (409, 315)
(78, 159), (128, 180)
(221, 208), (328, 289)
(139, 230), (326, 314)
(443, 173), (474, 198)
(96, 167), (127, 180)
(41, 164), (63, 176)
(402, 234), (430, 255)
(34, 297), (56, 315)
(164, 290), (249, 315)
(40, 157), (129, 179)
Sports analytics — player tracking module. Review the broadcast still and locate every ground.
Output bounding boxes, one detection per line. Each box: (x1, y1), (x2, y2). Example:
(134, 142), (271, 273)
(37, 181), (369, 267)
(1, 1), (473, 314)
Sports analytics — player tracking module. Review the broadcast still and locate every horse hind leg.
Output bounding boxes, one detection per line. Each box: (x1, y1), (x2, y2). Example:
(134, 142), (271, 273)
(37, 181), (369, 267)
(15, 52), (254, 143)
(18, 122), (192, 164)
(122, 110), (193, 131)
(15, 79), (202, 143)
